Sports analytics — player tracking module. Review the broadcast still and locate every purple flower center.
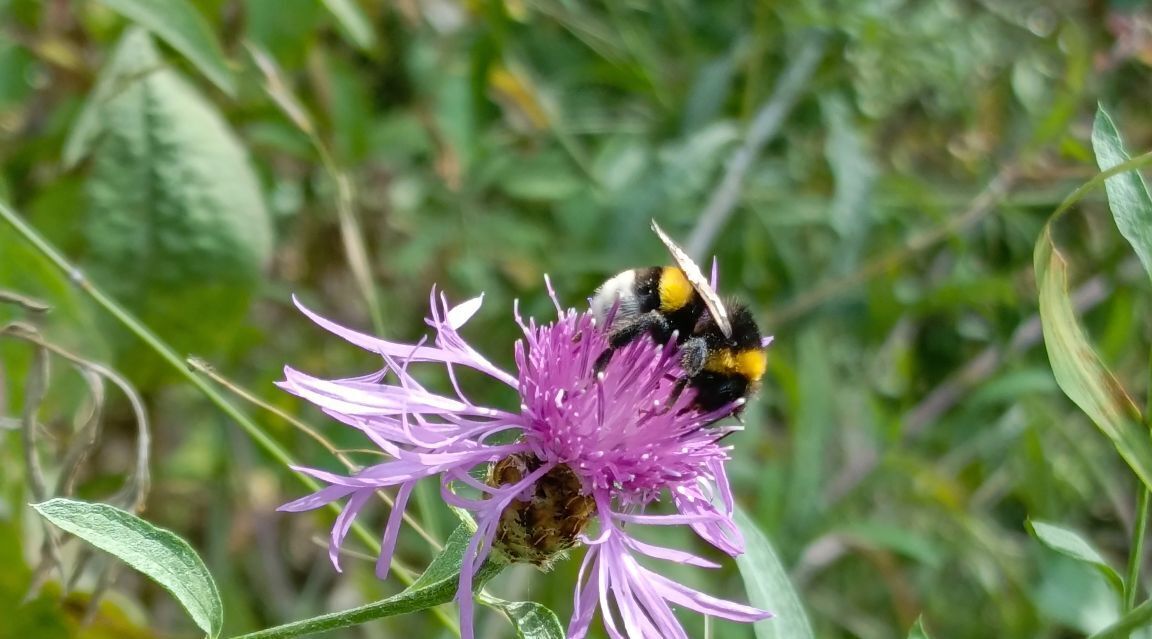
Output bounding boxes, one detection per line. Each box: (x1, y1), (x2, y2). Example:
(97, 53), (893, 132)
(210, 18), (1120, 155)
(513, 307), (739, 503)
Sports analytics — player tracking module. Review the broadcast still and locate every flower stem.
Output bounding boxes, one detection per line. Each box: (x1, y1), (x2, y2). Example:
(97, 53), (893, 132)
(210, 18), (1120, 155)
(1126, 488), (1150, 613)
(228, 560), (502, 639)
(1129, 350), (1152, 614)
(0, 200), (455, 630)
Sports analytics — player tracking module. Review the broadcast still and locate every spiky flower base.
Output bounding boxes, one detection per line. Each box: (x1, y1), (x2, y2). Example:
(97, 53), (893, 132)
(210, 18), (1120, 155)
(488, 454), (594, 569)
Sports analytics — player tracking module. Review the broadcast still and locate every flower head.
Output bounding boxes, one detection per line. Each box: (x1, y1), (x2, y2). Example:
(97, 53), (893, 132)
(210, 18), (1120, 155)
(279, 282), (772, 638)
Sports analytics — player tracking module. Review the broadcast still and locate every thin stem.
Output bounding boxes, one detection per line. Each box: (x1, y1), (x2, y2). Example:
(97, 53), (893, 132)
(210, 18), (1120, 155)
(248, 44), (385, 336)
(1130, 347), (1152, 614)
(187, 357), (442, 552)
(228, 561), (503, 639)
(1126, 488), (1150, 613)
(0, 200), (460, 631)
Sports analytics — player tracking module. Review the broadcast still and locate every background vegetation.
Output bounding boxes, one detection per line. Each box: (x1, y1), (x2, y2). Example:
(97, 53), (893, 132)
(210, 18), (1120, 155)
(3, 1), (1152, 637)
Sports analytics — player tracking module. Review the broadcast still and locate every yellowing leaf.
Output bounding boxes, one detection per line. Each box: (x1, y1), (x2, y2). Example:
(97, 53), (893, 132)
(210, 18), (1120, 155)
(1034, 224), (1152, 490)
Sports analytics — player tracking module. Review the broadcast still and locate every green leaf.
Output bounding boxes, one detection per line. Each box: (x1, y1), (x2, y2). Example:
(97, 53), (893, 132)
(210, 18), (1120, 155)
(1037, 556), (1123, 634)
(32, 498), (223, 638)
(1090, 598), (1152, 639)
(1092, 106), (1152, 283)
(96, 0), (235, 95)
(734, 506), (815, 639)
(1027, 520), (1124, 595)
(409, 521), (481, 590)
(321, 0), (376, 51)
(907, 616), (932, 639)
(79, 30), (272, 370)
(232, 523), (505, 639)
(1034, 224), (1152, 491)
(480, 596), (566, 639)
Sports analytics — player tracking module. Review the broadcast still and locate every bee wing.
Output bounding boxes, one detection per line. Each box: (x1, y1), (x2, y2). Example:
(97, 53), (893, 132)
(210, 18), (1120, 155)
(650, 220), (732, 338)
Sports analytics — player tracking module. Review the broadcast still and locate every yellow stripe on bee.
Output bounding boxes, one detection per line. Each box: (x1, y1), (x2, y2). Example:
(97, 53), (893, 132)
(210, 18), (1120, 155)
(658, 267), (693, 312)
(703, 348), (767, 381)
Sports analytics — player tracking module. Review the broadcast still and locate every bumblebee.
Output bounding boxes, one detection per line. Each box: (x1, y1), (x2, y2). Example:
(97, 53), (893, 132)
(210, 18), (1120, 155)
(590, 221), (767, 413)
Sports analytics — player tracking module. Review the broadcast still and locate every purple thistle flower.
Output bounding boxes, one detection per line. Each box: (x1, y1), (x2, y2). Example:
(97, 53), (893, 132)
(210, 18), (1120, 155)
(279, 282), (773, 639)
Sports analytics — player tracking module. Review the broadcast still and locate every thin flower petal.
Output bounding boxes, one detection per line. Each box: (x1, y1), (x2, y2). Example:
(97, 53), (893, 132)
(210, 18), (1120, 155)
(376, 482), (415, 580)
(277, 483), (357, 512)
(647, 570), (773, 621)
(622, 536), (720, 568)
(446, 295), (484, 329)
(329, 490), (372, 571)
(293, 296), (518, 387)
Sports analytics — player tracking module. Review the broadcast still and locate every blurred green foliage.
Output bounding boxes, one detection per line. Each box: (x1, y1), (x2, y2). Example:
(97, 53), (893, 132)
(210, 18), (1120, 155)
(3, 1), (1152, 638)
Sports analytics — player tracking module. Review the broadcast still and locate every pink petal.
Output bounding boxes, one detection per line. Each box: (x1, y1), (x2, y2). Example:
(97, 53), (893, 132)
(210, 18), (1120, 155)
(277, 484), (356, 512)
(375, 482), (415, 580)
(648, 571), (773, 622)
(446, 295), (484, 329)
(329, 490), (372, 571)
(622, 536), (720, 568)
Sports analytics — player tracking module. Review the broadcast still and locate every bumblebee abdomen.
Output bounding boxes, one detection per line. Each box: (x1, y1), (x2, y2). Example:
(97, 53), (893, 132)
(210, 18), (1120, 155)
(689, 371), (753, 411)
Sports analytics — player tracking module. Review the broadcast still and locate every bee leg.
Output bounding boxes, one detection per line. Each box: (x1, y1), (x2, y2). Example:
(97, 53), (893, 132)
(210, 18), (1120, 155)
(678, 337), (708, 377)
(665, 376), (689, 409)
(594, 311), (673, 373)
(653, 337), (707, 413)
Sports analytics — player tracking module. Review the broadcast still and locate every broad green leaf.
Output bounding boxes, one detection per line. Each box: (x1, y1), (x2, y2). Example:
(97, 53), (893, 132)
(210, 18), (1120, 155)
(32, 498), (223, 638)
(1092, 106), (1152, 283)
(96, 0), (235, 95)
(1090, 598), (1152, 639)
(734, 506), (815, 639)
(1027, 520), (1123, 595)
(240, 523), (505, 637)
(1034, 225), (1152, 491)
(481, 596), (566, 639)
(410, 521), (480, 590)
(80, 30), (272, 371)
(907, 616), (932, 639)
(1037, 556), (1122, 634)
(321, 0), (376, 51)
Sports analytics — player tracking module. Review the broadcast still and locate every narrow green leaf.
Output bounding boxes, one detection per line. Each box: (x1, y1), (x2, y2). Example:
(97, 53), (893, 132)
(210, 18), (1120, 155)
(32, 498), (222, 638)
(1089, 598), (1152, 639)
(1093, 106), (1152, 283)
(231, 523), (505, 639)
(410, 521), (478, 590)
(321, 0), (376, 51)
(480, 596), (565, 639)
(734, 506), (815, 639)
(96, 0), (235, 95)
(1028, 520), (1124, 595)
(1034, 225), (1152, 491)
(907, 616), (932, 639)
